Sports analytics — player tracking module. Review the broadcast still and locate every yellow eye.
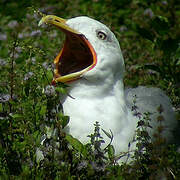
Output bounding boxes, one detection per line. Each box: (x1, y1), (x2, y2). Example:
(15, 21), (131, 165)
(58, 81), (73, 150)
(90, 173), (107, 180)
(97, 31), (107, 40)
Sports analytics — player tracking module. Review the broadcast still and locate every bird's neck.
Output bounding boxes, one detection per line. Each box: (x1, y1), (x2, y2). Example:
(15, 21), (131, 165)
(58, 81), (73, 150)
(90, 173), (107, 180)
(69, 76), (124, 99)
(66, 76), (127, 110)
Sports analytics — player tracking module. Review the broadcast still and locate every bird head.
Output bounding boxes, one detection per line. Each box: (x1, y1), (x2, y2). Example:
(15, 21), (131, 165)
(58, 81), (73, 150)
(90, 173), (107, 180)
(39, 15), (125, 84)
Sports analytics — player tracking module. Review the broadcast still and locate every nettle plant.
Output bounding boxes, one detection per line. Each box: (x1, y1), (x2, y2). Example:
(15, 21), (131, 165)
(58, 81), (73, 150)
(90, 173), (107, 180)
(0, 10), (180, 179)
(0, 21), (117, 178)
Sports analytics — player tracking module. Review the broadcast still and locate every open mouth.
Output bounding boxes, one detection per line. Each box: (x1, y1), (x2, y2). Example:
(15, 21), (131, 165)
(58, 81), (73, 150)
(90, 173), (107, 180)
(39, 15), (97, 83)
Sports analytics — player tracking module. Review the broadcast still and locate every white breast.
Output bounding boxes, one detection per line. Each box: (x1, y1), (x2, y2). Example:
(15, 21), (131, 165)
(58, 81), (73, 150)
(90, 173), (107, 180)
(62, 78), (138, 158)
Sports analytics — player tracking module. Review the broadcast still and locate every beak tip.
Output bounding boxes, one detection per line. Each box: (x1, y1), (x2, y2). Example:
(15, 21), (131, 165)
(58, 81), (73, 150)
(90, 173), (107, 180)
(38, 19), (44, 27)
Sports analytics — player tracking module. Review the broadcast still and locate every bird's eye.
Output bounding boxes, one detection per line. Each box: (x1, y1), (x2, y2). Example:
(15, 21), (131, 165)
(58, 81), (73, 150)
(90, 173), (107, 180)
(97, 31), (107, 40)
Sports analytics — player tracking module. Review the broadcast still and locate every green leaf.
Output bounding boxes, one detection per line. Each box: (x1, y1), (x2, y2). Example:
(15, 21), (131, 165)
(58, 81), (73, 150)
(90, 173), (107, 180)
(135, 25), (154, 41)
(117, 176), (125, 180)
(58, 113), (70, 128)
(46, 68), (53, 81)
(24, 84), (30, 97)
(65, 134), (86, 156)
(36, 148), (44, 163)
(10, 114), (23, 119)
(157, 38), (179, 56)
(0, 103), (2, 112)
(102, 129), (112, 139)
(55, 87), (67, 94)
(108, 145), (115, 159)
(45, 126), (54, 139)
(40, 105), (47, 116)
(142, 64), (162, 74)
(175, 59), (180, 66)
(151, 16), (169, 36)
(33, 130), (41, 140)
(61, 116), (69, 128)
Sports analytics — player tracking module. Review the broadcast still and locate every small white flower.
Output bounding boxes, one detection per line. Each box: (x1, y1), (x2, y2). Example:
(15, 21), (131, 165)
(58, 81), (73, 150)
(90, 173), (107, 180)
(44, 85), (55, 96)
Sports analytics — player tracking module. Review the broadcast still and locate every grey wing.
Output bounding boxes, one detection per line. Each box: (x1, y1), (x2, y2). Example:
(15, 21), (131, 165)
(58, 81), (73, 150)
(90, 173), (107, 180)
(125, 86), (177, 142)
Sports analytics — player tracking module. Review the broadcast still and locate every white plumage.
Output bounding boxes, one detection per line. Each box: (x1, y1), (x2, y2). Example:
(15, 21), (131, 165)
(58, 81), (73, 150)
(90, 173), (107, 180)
(39, 16), (177, 162)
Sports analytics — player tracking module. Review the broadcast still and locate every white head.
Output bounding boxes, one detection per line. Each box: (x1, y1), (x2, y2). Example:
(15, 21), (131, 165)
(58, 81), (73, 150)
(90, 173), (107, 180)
(66, 16), (125, 82)
(39, 15), (125, 85)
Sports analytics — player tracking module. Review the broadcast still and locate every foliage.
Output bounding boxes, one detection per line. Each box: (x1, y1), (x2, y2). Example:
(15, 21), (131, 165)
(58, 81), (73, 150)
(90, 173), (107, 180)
(0, 0), (179, 179)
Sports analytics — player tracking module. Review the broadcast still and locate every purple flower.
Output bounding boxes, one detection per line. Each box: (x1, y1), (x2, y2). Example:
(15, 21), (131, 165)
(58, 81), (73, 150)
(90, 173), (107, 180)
(144, 8), (154, 18)
(26, 13), (39, 21)
(42, 62), (49, 69)
(0, 58), (7, 66)
(24, 72), (34, 81)
(31, 57), (36, 64)
(133, 111), (142, 119)
(30, 30), (41, 37)
(49, 30), (57, 38)
(147, 69), (158, 75)
(18, 32), (30, 39)
(10, 52), (19, 59)
(77, 161), (88, 171)
(161, 1), (168, 5)
(131, 104), (138, 112)
(91, 161), (106, 172)
(15, 47), (22, 53)
(120, 26), (128, 32)
(8, 20), (18, 28)
(0, 94), (11, 103)
(0, 33), (7, 41)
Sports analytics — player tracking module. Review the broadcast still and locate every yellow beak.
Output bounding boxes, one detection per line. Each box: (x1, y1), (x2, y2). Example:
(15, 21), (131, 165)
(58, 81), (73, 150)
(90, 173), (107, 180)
(39, 15), (80, 35)
(39, 15), (97, 84)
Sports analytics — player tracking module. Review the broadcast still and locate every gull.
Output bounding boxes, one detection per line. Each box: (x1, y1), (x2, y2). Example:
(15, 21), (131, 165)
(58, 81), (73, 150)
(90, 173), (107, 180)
(39, 15), (176, 162)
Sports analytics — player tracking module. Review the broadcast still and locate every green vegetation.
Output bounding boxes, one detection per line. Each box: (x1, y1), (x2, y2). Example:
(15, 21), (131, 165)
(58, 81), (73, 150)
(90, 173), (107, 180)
(0, 0), (179, 179)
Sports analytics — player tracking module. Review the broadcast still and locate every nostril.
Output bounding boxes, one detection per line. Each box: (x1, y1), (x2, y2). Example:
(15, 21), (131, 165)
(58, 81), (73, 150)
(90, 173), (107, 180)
(55, 19), (60, 22)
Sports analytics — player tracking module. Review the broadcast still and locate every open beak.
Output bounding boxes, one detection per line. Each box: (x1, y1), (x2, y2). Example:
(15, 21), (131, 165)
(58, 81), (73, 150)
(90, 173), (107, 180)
(39, 15), (97, 83)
